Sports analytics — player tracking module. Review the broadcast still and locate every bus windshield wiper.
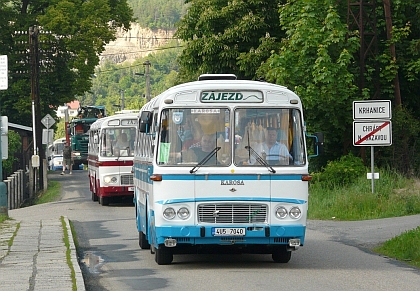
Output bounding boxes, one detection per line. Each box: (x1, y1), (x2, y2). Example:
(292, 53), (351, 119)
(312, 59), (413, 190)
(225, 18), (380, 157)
(245, 146), (276, 173)
(190, 147), (221, 173)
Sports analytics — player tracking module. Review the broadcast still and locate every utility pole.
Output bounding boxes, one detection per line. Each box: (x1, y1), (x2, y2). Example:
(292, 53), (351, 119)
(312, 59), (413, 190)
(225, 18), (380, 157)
(120, 90), (125, 110)
(143, 60), (151, 102)
(29, 26), (44, 191)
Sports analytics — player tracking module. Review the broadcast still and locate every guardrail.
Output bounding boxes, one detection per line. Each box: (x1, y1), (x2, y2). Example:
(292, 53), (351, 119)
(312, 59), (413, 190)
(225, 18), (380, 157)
(4, 170), (29, 210)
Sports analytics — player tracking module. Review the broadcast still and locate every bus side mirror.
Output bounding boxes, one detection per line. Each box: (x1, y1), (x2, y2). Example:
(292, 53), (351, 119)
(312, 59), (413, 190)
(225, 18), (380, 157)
(93, 134), (99, 144)
(139, 111), (153, 133)
(313, 132), (324, 155)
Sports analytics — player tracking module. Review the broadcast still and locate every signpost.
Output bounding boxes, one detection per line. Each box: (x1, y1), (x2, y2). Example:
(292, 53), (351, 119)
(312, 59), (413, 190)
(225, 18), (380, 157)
(0, 55), (7, 215)
(353, 100), (392, 193)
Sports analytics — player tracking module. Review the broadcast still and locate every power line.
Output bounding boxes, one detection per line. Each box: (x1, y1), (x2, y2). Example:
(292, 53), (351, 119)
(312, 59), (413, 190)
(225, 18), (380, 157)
(100, 45), (183, 57)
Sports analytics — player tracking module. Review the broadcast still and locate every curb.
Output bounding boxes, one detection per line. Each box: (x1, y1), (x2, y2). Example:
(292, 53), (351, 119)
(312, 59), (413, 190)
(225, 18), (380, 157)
(64, 216), (86, 291)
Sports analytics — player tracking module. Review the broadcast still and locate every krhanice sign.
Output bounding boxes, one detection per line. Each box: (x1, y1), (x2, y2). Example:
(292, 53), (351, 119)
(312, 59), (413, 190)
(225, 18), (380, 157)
(353, 100), (391, 120)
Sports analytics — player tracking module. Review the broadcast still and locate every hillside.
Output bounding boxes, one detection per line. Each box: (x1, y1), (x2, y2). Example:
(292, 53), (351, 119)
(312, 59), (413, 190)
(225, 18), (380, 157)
(100, 23), (176, 64)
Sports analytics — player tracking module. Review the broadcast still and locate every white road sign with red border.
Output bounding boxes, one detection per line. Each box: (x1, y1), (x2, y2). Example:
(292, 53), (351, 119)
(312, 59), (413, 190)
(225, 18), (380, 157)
(353, 100), (391, 120)
(353, 120), (392, 146)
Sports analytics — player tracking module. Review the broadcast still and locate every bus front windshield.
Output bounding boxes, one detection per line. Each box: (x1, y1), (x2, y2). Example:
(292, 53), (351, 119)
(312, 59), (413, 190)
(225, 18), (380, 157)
(100, 128), (136, 157)
(157, 108), (231, 166)
(234, 108), (306, 166)
(156, 107), (305, 167)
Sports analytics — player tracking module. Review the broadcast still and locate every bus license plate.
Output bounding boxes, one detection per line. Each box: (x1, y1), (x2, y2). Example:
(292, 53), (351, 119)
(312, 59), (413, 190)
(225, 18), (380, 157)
(212, 228), (245, 236)
(128, 187), (134, 191)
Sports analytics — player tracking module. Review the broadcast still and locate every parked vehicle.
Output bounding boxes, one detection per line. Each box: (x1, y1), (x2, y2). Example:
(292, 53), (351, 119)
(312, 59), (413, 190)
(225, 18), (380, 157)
(48, 137), (66, 171)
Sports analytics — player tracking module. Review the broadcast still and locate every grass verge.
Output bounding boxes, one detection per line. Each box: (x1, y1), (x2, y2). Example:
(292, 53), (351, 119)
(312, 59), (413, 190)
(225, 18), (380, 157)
(61, 216), (77, 291)
(309, 169), (420, 269)
(374, 226), (420, 269)
(35, 180), (62, 204)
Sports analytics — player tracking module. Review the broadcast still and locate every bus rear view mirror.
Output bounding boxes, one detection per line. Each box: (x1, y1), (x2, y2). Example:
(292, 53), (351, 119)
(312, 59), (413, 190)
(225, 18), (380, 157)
(313, 132), (324, 155)
(139, 111), (153, 133)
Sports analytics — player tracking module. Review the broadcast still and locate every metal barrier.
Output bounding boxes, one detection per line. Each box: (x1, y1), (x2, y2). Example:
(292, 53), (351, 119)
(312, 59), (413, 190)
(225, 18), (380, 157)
(4, 170), (29, 210)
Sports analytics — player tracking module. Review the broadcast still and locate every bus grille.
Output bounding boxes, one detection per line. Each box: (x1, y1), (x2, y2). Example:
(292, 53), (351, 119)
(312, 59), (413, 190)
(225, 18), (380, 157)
(121, 174), (133, 185)
(198, 204), (268, 224)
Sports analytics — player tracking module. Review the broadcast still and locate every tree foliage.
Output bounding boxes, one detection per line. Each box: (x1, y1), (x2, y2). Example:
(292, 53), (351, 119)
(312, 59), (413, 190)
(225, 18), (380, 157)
(260, 0), (360, 160)
(128, 0), (187, 30)
(2, 131), (22, 176)
(0, 0), (134, 125)
(78, 43), (182, 115)
(174, 0), (420, 175)
(175, 0), (285, 82)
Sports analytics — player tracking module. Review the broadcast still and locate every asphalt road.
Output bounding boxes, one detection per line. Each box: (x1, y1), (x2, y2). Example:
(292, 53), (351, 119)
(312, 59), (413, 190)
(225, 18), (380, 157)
(11, 171), (420, 291)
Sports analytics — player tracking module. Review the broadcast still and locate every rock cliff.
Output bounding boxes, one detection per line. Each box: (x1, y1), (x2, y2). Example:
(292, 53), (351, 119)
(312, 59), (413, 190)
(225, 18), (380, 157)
(100, 23), (176, 64)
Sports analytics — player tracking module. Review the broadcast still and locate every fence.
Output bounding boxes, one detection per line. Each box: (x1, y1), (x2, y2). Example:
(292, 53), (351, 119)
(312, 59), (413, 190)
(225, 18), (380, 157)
(4, 170), (30, 210)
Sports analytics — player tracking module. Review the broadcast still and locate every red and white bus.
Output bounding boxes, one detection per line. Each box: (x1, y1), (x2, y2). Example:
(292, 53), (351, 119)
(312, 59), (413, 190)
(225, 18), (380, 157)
(88, 113), (138, 205)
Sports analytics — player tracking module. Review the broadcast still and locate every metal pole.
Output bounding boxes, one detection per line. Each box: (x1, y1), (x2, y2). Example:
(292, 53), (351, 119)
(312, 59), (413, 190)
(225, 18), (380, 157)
(144, 60), (151, 102)
(120, 90), (125, 110)
(371, 146), (374, 193)
(0, 114), (7, 215)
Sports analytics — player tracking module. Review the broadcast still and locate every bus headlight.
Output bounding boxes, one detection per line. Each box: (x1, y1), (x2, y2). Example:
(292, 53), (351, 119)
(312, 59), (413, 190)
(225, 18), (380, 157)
(275, 206), (288, 219)
(177, 207), (190, 220)
(289, 207), (302, 219)
(163, 207), (176, 220)
(104, 175), (118, 184)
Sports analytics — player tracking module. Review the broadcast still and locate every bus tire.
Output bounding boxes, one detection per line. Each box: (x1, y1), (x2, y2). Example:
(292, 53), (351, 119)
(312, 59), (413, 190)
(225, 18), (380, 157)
(100, 196), (109, 206)
(139, 231), (150, 249)
(91, 191), (98, 202)
(272, 246), (291, 263)
(155, 245), (173, 265)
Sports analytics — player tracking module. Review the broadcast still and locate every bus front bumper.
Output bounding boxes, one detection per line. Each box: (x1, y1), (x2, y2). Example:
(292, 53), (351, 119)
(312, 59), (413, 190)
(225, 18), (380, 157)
(154, 225), (306, 247)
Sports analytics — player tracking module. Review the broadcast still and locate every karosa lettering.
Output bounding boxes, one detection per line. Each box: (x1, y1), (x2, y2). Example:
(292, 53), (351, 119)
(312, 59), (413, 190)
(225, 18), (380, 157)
(221, 180), (245, 185)
(202, 92), (244, 101)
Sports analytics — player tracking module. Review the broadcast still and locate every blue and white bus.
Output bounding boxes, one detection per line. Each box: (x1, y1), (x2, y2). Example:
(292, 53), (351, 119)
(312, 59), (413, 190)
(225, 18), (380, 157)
(133, 74), (323, 264)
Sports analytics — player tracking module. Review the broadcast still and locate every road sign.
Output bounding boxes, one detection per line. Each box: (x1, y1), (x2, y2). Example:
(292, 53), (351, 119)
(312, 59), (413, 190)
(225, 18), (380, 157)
(0, 55), (7, 90)
(41, 114), (55, 128)
(353, 100), (391, 120)
(353, 120), (392, 146)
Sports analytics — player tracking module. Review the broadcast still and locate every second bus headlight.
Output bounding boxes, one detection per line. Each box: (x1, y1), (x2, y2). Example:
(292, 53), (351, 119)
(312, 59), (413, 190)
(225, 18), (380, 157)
(104, 175), (118, 184)
(177, 207), (190, 219)
(289, 207), (302, 219)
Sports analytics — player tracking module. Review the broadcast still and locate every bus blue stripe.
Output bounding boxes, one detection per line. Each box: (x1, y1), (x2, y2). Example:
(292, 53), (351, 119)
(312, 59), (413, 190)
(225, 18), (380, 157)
(156, 197), (307, 205)
(158, 174), (303, 181)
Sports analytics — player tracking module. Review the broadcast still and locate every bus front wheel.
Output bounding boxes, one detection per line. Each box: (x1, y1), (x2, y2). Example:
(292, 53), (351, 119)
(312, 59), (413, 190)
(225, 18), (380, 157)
(272, 246), (291, 263)
(100, 196), (109, 206)
(139, 231), (150, 249)
(155, 245), (173, 265)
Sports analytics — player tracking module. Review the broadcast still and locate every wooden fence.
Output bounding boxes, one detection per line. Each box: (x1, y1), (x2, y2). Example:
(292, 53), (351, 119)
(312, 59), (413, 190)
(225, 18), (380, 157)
(4, 170), (30, 210)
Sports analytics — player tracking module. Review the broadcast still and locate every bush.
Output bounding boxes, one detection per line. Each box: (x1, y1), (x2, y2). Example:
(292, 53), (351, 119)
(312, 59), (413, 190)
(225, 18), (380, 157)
(311, 153), (366, 188)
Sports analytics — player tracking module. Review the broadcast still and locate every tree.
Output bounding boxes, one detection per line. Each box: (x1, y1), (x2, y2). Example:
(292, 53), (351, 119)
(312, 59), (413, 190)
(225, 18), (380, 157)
(175, 0), (285, 82)
(2, 131), (22, 177)
(0, 0), (134, 125)
(259, 0), (360, 162)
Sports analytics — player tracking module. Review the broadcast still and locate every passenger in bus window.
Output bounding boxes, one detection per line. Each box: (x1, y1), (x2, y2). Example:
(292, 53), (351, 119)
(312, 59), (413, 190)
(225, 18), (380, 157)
(184, 134), (217, 163)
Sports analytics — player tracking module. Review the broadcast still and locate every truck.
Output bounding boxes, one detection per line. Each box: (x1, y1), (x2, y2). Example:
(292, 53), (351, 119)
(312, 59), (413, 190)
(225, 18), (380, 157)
(67, 105), (106, 169)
